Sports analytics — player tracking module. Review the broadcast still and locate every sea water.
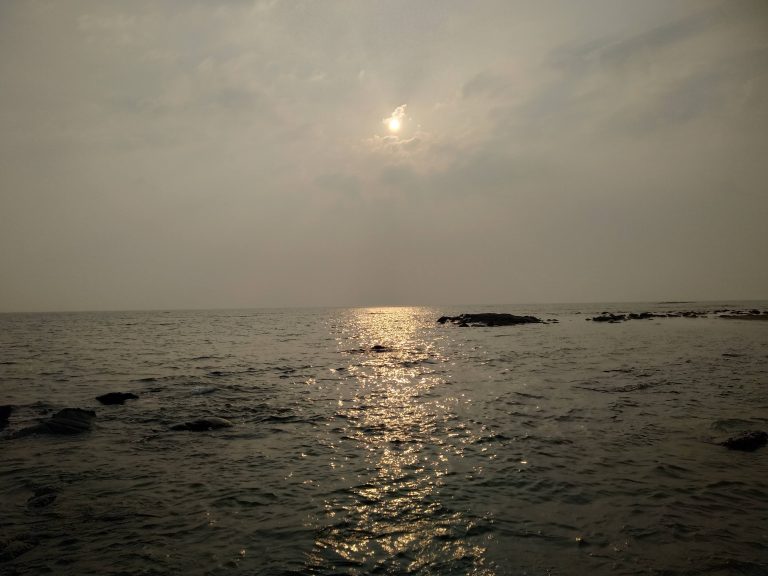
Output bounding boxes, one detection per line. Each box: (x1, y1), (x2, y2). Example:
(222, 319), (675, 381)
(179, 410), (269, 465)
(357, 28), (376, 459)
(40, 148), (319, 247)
(1, 303), (767, 575)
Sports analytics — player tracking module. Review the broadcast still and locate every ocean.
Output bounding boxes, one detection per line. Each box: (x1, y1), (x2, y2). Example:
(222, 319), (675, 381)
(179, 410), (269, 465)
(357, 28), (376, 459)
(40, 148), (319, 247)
(1, 302), (767, 575)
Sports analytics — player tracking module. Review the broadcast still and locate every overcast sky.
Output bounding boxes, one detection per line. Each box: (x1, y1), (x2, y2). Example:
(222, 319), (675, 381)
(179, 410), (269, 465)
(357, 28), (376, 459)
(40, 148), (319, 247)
(1, 0), (767, 311)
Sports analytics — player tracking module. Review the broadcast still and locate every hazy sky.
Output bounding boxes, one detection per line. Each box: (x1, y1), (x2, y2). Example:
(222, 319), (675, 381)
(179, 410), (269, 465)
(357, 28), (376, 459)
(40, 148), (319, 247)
(1, 0), (767, 311)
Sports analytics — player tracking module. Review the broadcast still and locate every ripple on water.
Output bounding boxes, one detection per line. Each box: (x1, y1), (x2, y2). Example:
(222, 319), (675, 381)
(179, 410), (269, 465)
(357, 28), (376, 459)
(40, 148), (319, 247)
(1, 305), (768, 574)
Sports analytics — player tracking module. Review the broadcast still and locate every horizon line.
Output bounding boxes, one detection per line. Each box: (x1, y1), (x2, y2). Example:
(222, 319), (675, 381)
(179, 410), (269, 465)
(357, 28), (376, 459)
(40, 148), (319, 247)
(1, 298), (766, 315)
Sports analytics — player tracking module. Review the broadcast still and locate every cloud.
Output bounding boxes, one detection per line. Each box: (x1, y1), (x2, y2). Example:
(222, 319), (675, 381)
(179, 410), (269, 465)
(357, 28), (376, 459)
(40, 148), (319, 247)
(2, 0), (767, 310)
(365, 132), (425, 155)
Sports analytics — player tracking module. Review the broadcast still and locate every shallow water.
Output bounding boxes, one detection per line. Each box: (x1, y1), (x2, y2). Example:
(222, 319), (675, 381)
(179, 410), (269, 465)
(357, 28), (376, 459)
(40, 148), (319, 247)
(1, 303), (767, 575)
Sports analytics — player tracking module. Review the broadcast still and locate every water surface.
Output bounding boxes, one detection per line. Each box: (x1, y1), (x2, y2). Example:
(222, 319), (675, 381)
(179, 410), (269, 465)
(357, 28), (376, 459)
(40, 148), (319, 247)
(1, 303), (767, 575)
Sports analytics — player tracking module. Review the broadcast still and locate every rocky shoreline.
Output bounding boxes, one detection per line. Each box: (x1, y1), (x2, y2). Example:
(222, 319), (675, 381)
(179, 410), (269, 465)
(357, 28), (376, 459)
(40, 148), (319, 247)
(586, 309), (768, 323)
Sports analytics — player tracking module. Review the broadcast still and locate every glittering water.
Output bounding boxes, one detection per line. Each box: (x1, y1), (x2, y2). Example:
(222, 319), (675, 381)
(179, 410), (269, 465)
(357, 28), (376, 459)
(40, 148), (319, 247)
(1, 303), (768, 575)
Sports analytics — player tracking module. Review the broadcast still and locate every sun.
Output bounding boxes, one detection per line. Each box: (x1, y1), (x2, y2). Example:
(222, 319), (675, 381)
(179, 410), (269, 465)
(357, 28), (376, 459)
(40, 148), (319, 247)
(383, 105), (406, 134)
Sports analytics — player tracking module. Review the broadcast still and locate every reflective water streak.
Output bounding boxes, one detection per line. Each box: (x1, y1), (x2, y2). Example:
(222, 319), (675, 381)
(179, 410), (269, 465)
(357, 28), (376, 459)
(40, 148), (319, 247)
(307, 308), (492, 574)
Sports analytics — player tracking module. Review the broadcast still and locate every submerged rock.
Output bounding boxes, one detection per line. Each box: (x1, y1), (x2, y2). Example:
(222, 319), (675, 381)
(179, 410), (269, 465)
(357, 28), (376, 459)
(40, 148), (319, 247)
(27, 487), (57, 508)
(0, 536), (38, 562)
(96, 392), (139, 405)
(44, 408), (96, 434)
(719, 314), (768, 321)
(170, 417), (233, 432)
(8, 408), (96, 438)
(721, 431), (768, 451)
(345, 344), (395, 354)
(0, 405), (12, 430)
(438, 313), (543, 327)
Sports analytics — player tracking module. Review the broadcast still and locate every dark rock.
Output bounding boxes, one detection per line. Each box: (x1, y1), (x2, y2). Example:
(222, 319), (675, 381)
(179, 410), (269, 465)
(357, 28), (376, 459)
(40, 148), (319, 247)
(721, 431), (768, 451)
(170, 417), (233, 432)
(437, 313), (543, 327)
(371, 344), (391, 352)
(0, 536), (38, 562)
(719, 314), (768, 321)
(44, 408), (96, 434)
(628, 312), (653, 320)
(681, 311), (704, 318)
(0, 405), (11, 430)
(96, 392), (139, 405)
(9, 408), (96, 438)
(591, 313), (627, 323)
(27, 487), (57, 508)
(589, 310), (712, 323)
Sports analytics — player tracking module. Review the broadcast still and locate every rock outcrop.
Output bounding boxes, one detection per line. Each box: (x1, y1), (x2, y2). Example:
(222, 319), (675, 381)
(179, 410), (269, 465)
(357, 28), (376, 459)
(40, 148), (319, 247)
(438, 313), (543, 327)
(588, 310), (707, 323)
(43, 408), (96, 434)
(370, 344), (392, 352)
(8, 408), (96, 438)
(96, 392), (139, 405)
(720, 430), (768, 451)
(0, 405), (12, 431)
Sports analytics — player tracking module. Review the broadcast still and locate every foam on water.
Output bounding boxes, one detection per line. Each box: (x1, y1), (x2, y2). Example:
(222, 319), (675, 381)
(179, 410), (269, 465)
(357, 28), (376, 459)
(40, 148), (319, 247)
(1, 303), (767, 575)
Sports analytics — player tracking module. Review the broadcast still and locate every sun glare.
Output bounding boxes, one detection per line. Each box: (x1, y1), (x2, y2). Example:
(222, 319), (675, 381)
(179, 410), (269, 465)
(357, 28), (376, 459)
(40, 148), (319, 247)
(383, 105), (406, 134)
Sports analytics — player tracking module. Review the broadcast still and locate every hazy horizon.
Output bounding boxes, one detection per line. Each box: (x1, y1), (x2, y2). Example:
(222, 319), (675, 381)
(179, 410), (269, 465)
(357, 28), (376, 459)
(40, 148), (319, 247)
(2, 0), (767, 312)
(4, 298), (768, 316)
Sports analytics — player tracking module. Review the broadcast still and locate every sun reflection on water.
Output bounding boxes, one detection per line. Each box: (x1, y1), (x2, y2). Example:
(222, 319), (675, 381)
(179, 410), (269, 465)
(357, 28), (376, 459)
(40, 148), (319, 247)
(307, 307), (493, 574)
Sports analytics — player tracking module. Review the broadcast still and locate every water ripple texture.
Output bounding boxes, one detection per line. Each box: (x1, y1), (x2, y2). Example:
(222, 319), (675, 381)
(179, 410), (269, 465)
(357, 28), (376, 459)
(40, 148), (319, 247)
(1, 303), (767, 575)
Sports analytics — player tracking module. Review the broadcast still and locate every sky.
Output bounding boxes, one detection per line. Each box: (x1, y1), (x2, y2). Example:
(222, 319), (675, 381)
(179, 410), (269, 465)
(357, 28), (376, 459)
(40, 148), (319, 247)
(1, 0), (767, 311)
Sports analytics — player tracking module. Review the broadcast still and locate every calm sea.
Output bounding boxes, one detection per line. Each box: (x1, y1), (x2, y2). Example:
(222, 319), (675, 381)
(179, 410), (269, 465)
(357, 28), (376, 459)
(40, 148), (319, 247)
(1, 303), (767, 575)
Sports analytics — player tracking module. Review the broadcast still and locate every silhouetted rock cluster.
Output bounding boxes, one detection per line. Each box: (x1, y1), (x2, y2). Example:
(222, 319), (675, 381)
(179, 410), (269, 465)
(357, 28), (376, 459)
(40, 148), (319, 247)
(718, 310), (768, 320)
(4, 389), (235, 439)
(714, 308), (768, 315)
(588, 310), (707, 323)
(720, 431), (768, 451)
(586, 308), (768, 323)
(437, 313), (543, 327)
